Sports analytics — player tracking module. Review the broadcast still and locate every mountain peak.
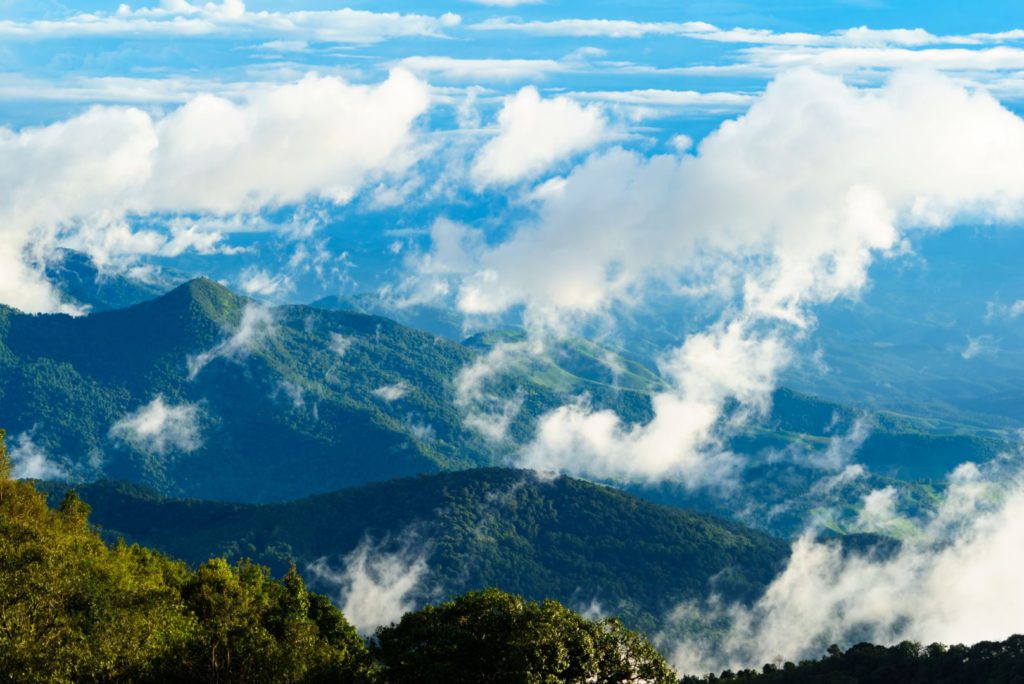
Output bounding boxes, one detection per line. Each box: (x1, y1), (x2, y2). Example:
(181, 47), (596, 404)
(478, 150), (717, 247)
(156, 277), (243, 326)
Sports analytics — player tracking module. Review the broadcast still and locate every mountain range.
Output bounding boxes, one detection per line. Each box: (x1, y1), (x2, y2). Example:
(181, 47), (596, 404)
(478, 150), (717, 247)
(41, 467), (788, 634)
(1, 273), (1010, 530)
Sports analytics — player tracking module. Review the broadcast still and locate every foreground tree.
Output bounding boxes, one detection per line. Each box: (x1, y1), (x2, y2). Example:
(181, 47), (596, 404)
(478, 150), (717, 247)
(0, 428), (375, 683)
(373, 588), (677, 683)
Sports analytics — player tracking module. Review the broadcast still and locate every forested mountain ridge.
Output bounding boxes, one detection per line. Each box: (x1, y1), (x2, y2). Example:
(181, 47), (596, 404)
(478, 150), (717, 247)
(41, 467), (789, 634)
(0, 277), (662, 502)
(0, 277), (1008, 525)
(0, 429), (677, 683)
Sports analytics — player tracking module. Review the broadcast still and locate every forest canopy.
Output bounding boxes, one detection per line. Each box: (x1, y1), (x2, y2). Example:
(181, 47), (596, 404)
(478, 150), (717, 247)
(0, 428), (674, 683)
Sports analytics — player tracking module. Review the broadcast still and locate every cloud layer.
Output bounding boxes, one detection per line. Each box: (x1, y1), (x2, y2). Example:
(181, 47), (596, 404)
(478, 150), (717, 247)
(667, 459), (1024, 674)
(421, 69), (1024, 486)
(0, 2), (461, 44)
(0, 70), (429, 313)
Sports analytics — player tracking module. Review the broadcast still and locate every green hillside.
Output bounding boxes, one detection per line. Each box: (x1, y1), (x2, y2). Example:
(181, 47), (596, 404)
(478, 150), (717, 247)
(0, 278), (657, 502)
(0, 277), (1010, 523)
(41, 468), (789, 634)
(1, 430), (674, 684)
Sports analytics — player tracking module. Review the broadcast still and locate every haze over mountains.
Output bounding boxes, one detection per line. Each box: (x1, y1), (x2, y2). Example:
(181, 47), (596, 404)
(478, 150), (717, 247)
(40, 468), (788, 634)
(0, 271), (1004, 526)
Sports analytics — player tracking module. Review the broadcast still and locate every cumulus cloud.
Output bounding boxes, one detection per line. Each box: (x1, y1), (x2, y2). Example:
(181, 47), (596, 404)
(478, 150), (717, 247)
(8, 434), (67, 480)
(187, 303), (276, 379)
(0, 70), (429, 313)
(666, 459), (1024, 674)
(424, 69), (1024, 485)
(854, 486), (907, 534)
(308, 538), (431, 635)
(240, 269), (293, 297)
(518, 321), (783, 485)
(470, 87), (610, 187)
(109, 396), (203, 455)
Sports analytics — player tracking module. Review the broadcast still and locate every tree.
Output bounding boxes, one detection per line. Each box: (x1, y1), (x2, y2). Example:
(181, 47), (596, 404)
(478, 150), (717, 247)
(0, 433), (375, 684)
(373, 588), (676, 684)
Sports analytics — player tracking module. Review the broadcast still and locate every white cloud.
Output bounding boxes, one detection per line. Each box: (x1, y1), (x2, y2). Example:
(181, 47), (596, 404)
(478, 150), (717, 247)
(466, 0), (542, 6)
(729, 45), (1024, 79)
(426, 69), (1024, 484)
(454, 341), (534, 442)
(276, 380), (306, 411)
(569, 88), (754, 114)
(812, 417), (873, 471)
(109, 396), (203, 456)
(985, 298), (1024, 320)
(8, 434), (67, 481)
(519, 321), (782, 486)
(187, 303), (276, 379)
(373, 382), (410, 402)
(0, 70), (429, 313)
(471, 18), (1024, 48)
(471, 86), (610, 187)
(398, 56), (568, 81)
(407, 419), (436, 442)
(666, 459), (1024, 674)
(240, 268), (293, 297)
(962, 334), (998, 359)
(329, 333), (354, 357)
(0, 3), (461, 45)
(470, 18), (806, 41)
(308, 538), (431, 635)
(811, 463), (867, 495)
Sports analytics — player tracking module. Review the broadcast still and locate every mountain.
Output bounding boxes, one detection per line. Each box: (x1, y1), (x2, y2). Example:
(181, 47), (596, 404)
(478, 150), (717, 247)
(41, 468), (789, 634)
(0, 278), (651, 502)
(0, 276), (1011, 524)
(0, 278), (487, 501)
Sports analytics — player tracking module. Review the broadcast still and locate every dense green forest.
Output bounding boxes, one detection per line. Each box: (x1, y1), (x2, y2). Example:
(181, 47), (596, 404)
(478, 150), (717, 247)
(7, 428), (1024, 682)
(681, 639), (1024, 683)
(0, 278), (653, 502)
(0, 428), (679, 683)
(41, 468), (788, 634)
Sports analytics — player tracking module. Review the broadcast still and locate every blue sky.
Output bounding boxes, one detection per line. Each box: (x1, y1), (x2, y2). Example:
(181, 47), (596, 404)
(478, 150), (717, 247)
(5, 0), (1024, 315)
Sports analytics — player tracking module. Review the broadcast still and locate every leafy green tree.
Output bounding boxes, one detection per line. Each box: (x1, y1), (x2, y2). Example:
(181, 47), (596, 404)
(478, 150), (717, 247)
(0, 428), (375, 683)
(373, 588), (676, 683)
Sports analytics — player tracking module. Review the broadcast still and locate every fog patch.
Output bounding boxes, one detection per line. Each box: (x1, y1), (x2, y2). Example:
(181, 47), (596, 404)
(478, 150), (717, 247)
(109, 395), (202, 456)
(373, 381), (410, 402)
(8, 433), (67, 480)
(664, 456), (1024, 675)
(187, 303), (276, 380)
(308, 537), (432, 635)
